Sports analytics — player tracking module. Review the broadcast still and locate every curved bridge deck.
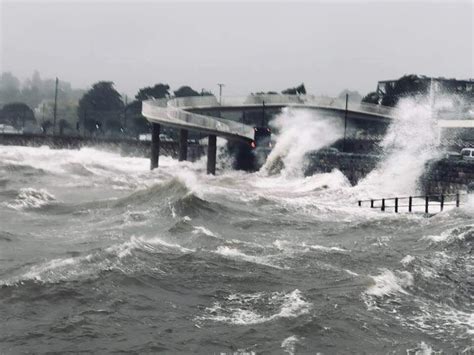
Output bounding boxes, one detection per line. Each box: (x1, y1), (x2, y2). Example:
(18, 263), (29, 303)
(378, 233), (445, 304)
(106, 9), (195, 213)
(142, 95), (396, 143)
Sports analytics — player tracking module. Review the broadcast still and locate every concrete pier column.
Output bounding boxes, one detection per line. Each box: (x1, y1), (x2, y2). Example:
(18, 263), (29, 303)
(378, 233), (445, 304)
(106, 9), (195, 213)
(207, 134), (217, 175)
(150, 123), (160, 170)
(178, 129), (188, 161)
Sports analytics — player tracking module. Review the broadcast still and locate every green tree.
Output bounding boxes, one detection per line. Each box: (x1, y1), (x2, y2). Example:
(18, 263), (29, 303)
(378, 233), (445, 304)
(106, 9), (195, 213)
(361, 92), (380, 104)
(123, 100), (150, 138)
(0, 102), (36, 130)
(135, 83), (170, 101)
(77, 81), (124, 136)
(381, 75), (430, 107)
(282, 83), (306, 95)
(173, 86), (199, 97)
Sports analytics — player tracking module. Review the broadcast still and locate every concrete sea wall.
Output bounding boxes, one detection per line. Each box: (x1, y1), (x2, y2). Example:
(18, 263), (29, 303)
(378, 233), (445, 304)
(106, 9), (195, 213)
(304, 151), (379, 185)
(420, 159), (474, 195)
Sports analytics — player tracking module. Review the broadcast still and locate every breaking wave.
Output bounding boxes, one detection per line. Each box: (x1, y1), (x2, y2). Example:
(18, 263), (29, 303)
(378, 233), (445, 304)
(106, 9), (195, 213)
(262, 108), (343, 177)
(6, 187), (56, 210)
(197, 289), (311, 325)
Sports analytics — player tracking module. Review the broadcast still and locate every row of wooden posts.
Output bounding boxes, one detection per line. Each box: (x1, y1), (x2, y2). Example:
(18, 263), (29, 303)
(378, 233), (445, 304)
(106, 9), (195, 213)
(358, 193), (461, 213)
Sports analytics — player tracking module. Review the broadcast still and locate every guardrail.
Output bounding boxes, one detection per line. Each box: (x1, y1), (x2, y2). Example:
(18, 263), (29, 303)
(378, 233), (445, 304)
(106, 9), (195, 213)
(358, 193), (464, 213)
(144, 95), (469, 143)
(167, 94), (397, 119)
(142, 99), (255, 141)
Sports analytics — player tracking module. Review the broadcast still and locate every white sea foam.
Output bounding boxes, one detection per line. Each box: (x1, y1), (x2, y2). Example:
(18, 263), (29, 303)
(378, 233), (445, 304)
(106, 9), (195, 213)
(192, 225), (218, 237)
(308, 244), (349, 253)
(401, 255), (415, 266)
(215, 246), (285, 269)
(273, 240), (349, 253)
(199, 289), (311, 325)
(6, 187), (56, 210)
(0, 235), (192, 286)
(423, 224), (474, 243)
(406, 342), (438, 355)
(281, 335), (300, 355)
(345, 269), (359, 276)
(404, 300), (474, 340)
(365, 269), (414, 298)
(140, 236), (195, 254)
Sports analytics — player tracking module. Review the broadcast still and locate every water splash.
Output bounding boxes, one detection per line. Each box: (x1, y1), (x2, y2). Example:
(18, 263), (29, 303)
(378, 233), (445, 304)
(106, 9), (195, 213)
(358, 95), (453, 195)
(261, 108), (343, 177)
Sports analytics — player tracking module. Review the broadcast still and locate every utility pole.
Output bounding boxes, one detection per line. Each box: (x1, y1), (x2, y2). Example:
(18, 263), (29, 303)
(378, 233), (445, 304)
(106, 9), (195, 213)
(217, 83), (224, 105)
(123, 95), (128, 135)
(53, 77), (59, 135)
(342, 93), (348, 152)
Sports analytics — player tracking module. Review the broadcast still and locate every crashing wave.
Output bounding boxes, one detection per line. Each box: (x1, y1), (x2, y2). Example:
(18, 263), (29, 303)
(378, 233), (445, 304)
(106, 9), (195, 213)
(6, 187), (56, 210)
(197, 289), (311, 325)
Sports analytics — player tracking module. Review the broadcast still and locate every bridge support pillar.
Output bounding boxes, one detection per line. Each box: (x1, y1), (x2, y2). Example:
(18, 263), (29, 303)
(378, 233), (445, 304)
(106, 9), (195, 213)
(150, 123), (160, 170)
(207, 134), (217, 175)
(178, 129), (188, 161)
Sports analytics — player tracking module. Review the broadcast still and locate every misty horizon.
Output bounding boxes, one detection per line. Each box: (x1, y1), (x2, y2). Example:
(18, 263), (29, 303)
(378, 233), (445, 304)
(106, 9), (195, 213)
(1, 1), (472, 99)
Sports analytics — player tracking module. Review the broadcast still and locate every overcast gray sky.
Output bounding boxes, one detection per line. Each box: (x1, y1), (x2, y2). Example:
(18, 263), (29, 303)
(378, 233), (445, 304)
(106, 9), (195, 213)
(1, 0), (473, 98)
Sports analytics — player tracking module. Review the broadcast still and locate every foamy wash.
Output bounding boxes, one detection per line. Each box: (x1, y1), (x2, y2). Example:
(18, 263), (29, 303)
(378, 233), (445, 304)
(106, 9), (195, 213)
(0, 100), (472, 353)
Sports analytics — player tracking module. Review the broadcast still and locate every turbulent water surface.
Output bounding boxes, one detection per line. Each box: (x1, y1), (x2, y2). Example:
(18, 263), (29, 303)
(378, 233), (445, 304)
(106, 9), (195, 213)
(0, 121), (473, 353)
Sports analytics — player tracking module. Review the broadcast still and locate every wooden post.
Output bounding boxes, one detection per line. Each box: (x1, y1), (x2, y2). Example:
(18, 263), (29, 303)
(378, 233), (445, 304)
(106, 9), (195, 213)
(150, 123), (160, 170)
(408, 196), (412, 212)
(358, 200), (361, 207)
(456, 193), (460, 207)
(440, 195), (444, 211)
(207, 134), (217, 175)
(370, 199), (374, 208)
(425, 196), (429, 214)
(395, 198), (398, 213)
(178, 129), (188, 161)
(381, 199), (385, 212)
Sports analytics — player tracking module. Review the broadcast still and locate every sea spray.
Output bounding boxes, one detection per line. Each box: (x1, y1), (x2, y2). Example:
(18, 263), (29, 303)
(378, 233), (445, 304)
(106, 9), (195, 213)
(261, 108), (343, 177)
(357, 95), (452, 196)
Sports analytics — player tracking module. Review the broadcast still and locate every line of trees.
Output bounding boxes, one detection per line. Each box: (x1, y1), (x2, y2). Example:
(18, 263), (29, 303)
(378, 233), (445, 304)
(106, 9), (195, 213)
(0, 72), (317, 138)
(361, 74), (473, 107)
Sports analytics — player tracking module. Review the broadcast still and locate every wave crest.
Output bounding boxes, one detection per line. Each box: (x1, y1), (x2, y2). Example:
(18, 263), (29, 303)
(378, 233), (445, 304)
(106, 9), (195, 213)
(197, 289), (311, 325)
(6, 188), (56, 210)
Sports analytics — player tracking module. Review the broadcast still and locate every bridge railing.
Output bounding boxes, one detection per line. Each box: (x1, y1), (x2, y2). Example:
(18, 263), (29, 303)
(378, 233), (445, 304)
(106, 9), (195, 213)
(167, 94), (397, 119)
(142, 100), (255, 140)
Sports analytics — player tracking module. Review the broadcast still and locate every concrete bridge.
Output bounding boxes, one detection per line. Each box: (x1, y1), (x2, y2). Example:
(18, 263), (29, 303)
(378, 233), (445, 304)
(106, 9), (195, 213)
(142, 94), (396, 174)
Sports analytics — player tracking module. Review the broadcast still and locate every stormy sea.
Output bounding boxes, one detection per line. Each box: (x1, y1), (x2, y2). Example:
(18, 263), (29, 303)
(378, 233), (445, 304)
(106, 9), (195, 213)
(0, 104), (473, 354)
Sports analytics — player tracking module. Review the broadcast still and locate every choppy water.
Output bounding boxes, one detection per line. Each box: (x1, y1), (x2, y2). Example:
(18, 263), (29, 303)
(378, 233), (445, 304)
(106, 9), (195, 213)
(0, 143), (472, 354)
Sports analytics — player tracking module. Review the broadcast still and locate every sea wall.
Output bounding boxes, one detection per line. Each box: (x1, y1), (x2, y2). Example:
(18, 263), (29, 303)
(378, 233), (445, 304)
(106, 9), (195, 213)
(419, 159), (474, 195)
(304, 151), (379, 185)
